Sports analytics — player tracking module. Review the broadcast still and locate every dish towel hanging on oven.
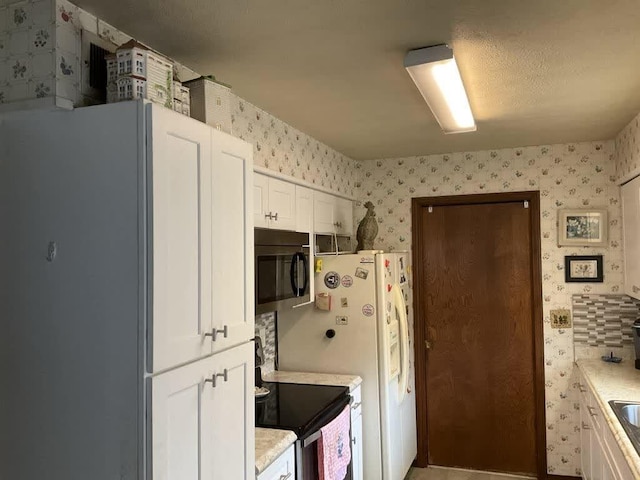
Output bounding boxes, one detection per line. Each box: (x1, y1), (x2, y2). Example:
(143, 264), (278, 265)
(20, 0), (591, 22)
(317, 405), (351, 480)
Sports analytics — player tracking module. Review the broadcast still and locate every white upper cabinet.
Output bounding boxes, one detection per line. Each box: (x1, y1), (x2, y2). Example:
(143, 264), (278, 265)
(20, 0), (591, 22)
(622, 175), (640, 299)
(314, 191), (336, 234)
(254, 173), (269, 229)
(295, 185), (314, 233)
(253, 173), (296, 230)
(335, 197), (354, 236)
(149, 105), (253, 372)
(210, 131), (254, 354)
(149, 105), (213, 373)
(314, 191), (353, 236)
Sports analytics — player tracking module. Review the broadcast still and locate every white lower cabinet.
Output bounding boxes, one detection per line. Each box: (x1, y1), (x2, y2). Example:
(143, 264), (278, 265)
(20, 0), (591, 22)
(257, 444), (295, 480)
(350, 385), (363, 480)
(151, 342), (254, 480)
(578, 374), (634, 480)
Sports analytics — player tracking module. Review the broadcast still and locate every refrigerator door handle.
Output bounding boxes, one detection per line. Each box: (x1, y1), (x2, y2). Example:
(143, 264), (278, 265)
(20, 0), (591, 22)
(393, 283), (410, 403)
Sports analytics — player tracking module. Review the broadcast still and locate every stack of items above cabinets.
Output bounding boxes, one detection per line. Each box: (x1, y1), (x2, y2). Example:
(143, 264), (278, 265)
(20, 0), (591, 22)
(0, 101), (255, 480)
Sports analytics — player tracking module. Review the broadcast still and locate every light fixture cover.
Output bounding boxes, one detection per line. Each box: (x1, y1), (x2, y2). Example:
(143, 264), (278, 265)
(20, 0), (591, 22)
(404, 44), (476, 134)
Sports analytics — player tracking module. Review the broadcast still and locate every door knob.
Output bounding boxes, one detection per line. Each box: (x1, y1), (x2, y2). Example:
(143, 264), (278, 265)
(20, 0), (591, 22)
(425, 340), (432, 350)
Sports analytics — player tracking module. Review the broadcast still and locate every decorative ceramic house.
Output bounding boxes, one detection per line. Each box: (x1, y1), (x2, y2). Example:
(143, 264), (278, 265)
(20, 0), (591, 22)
(173, 81), (191, 116)
(184, 76), (233, 133)
(107, 40), (174, 108)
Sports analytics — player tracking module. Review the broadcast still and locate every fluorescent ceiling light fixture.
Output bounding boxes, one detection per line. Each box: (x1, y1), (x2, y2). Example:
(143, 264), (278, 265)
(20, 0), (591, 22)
(404, 44), (476, 134)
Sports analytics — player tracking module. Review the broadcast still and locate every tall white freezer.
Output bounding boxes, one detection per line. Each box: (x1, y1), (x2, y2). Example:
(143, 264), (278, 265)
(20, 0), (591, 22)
(0, 100), (255, 480)
(278, 252), (418, 480)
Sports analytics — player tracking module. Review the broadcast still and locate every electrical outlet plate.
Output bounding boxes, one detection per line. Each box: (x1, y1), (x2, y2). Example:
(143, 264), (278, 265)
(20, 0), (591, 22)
(336, 316), (348, 325)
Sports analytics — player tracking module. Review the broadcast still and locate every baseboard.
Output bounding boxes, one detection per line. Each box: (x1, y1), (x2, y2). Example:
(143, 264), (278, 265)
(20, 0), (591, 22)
(547, 475), (580, 480)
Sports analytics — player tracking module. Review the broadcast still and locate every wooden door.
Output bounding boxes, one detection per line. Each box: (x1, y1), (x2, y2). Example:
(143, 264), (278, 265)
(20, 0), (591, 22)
(210, 130), (254, 353)
(581, 401), (593, 480)
(295, 185), (314, 233)
(148, 104), (213, 372)
(413, 193), (544, 476)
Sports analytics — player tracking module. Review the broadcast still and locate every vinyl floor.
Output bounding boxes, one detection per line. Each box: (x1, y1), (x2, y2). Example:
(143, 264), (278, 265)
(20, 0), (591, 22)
(405, 466), (536, 480)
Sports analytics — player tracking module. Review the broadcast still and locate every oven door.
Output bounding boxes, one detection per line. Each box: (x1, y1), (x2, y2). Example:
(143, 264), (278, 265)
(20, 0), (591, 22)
(297, 396), (353, 480)
(255, 244), (310, 314)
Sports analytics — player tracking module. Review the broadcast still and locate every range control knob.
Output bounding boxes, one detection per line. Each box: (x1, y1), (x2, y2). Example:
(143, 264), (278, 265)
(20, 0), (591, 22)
(325, 329), (336, 339)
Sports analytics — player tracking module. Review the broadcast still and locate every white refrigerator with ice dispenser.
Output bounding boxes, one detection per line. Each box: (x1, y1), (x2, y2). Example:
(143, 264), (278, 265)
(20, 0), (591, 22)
(277, 251), (418, 480)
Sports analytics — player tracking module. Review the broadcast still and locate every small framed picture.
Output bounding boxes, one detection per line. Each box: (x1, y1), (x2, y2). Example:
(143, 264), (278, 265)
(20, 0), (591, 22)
(558, 209), (608, 247)
(564, 255), (603, 283)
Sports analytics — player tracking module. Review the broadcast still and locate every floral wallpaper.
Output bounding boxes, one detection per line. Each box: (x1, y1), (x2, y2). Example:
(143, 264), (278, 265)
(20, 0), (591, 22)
(615, 111), (640, 183)
(357, 141), (622, 476)
(231, 94), (358, 197)
(0, 0), (56, 104)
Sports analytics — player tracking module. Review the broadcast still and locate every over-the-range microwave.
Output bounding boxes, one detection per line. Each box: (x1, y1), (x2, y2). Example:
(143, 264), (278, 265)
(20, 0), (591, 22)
(255, 229), (310, 314)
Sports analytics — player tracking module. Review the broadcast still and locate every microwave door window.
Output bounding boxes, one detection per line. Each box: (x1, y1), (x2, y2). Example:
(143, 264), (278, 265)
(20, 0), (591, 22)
(257, 255), (279, 304)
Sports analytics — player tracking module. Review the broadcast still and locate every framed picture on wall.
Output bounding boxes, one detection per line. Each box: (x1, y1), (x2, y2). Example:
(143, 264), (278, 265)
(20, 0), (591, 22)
(558, 209), (608, 247)
(564, 255), (604, 283)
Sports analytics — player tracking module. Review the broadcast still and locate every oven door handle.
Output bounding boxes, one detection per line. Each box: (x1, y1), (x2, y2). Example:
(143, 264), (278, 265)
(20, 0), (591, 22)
(290, 252), (308, 297)
(301, 395), (352, 447)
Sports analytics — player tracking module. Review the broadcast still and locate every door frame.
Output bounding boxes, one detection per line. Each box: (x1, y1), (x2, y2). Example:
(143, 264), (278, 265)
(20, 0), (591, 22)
(411, 191), (547, 476)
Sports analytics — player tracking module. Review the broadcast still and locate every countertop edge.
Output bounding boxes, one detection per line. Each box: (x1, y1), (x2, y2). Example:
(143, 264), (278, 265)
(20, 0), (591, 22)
(255, 427), (297, 475)
(262, 370), (363, 392)
(575, 360), (640, 478)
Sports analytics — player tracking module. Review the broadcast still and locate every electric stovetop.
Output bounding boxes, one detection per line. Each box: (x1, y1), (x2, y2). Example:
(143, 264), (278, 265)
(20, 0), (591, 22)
(255, 382), (350, 439)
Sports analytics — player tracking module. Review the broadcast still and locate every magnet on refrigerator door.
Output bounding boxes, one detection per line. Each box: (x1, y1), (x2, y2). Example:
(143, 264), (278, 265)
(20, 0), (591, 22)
(355, 267), (369, 280)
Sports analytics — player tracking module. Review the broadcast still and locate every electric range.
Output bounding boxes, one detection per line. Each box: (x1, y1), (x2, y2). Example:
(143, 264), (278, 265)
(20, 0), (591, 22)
(255, 382), (352, 480)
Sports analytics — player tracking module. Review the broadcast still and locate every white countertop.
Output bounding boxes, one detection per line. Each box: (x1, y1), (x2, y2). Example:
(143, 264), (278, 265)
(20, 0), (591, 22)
(576, 359), (640, 478)
(262, 370), (362, 392)
(255, 427), (297, 475)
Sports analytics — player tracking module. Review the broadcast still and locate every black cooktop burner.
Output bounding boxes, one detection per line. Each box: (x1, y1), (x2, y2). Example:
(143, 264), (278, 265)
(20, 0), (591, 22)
(255, 382), (350, 439)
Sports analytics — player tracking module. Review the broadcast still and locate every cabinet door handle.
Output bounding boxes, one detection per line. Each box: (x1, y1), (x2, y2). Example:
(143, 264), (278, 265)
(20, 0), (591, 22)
(333, 221), (342, 228)
(633, 285), (640, 293)
(205, 325), (228, 341)
(265, 212), (273, 220)
(578, 384), (587, 393)
(273, 212), (278, 221)
(351, 402), (362, 410)
(582, 422), (590, 430)
(352, 436), (356, 445)
(587, 406), (598, 417)
(204, 369), (228, 388)
(278, 473), (291, 480)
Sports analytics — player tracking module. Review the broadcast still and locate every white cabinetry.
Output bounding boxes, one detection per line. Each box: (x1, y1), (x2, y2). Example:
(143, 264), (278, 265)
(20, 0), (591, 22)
(295, 185), (314, 233)
(0, 101), (254, 480)
(254, 173), (296, 230)
(622, 175), (640, 299)
(350, 385), (363, 480)
(313, 192), (353, 236)
(578, 373), (634, 480)
(151, 342), (253, 479)
(256, 444), (295, 480)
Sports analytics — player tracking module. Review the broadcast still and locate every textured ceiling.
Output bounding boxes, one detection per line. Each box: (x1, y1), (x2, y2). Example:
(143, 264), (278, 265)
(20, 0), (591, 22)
(75, 0), (640, 160)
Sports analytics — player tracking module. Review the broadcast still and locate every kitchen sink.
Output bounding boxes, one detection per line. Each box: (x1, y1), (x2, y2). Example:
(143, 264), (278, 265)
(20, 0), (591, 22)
(609, 401), (640, 454)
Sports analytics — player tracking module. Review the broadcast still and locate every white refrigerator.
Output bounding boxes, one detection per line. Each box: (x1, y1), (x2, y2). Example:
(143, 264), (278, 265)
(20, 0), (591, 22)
(278, 251), (418, 480)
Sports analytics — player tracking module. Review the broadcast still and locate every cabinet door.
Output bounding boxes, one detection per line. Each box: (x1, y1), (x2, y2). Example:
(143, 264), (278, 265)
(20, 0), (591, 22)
(206, 342), (255, 480)
(211, 131), (254, 353)
(314, 191), (336, 234)
(268, 177), (296, 230)
(149, 105), (213, 372)
(622, 176), (640, 299)
(351, 410), (363, 480)
(334, 197), (353, 236)
(295, 185), (314, 233)
(150, 356), (214, 480)
(580, 402), (592, 480)
(257, 444), (295, 480)
(254, 173), (270, 229)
